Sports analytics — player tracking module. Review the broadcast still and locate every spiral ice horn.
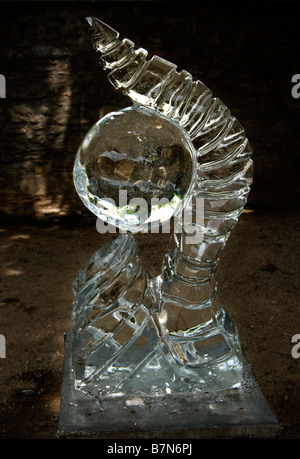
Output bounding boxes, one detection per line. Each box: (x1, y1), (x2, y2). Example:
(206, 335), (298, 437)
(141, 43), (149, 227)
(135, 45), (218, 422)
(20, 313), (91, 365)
(86, 17), (149, 90)
(85, 16), (180, 104)
(85, 17), (252, 181)
(72, 16), (253, 393)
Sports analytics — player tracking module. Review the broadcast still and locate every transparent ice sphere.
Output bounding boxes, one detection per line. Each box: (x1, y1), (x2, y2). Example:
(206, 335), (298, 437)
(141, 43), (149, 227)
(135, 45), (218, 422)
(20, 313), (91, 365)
(74, 105), (196, 233)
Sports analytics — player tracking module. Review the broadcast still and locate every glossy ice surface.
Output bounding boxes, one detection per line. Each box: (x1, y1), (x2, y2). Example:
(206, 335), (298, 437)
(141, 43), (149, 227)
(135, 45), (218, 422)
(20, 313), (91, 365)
(72, 234), (243, 396)
(74, 105), (195, 232)
(71, 17), (253, 397)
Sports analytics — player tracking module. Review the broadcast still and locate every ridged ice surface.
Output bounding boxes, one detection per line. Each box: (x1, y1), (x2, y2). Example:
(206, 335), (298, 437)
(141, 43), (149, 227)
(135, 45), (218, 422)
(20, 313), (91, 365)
(71, 17), (253, 396)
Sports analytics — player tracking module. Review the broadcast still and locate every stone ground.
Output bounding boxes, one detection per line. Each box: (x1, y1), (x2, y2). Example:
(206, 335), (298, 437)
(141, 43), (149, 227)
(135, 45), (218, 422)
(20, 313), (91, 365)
(0, 206), (299, 439)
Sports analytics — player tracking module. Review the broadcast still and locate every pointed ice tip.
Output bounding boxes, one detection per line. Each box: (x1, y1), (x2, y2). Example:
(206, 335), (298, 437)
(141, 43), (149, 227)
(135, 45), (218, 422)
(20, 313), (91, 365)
(85, 16), (119, 35)
(85, 16), (120, 53)
(85, 16), (94, 27)
(85, 16), (106, 28)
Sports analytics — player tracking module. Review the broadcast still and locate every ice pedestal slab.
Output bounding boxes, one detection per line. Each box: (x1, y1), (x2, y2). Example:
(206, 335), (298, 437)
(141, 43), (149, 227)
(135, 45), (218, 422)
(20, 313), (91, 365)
(58, 332), (280, 438)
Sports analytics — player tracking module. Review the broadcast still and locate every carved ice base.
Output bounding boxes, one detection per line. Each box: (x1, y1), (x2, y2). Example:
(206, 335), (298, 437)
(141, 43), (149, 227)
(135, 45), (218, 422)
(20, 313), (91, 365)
(71, 234), (243, 396)
(58, 333), (280, 439)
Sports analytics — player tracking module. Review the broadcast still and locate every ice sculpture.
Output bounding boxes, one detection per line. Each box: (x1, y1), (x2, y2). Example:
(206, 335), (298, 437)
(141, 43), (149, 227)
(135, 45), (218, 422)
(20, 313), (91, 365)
(71, 17), (253, 396)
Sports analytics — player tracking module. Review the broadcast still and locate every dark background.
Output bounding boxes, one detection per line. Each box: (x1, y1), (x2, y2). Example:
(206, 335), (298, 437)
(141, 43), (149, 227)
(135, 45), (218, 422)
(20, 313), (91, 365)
(0, 0), (299, 440)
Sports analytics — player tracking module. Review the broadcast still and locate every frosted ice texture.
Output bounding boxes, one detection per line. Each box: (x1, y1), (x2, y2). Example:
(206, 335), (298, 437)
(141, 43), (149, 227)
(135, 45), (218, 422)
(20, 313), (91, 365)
(71, 17), (253, 396)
